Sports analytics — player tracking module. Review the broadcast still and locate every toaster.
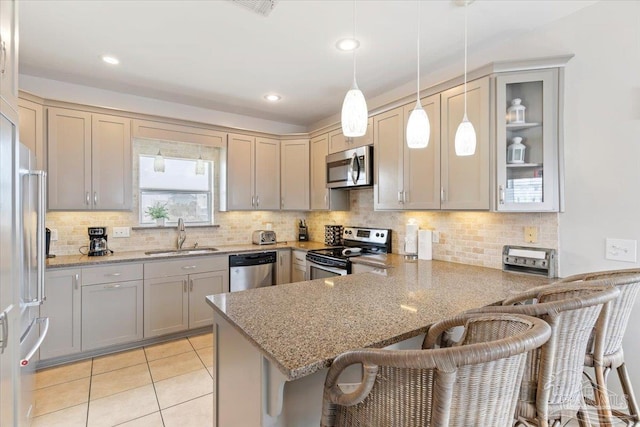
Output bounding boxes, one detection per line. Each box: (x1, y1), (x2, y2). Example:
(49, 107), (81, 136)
(252, 230), (276, 245)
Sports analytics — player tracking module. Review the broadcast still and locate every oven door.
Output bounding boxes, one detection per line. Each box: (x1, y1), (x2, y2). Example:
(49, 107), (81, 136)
(307, 261), (348, 280)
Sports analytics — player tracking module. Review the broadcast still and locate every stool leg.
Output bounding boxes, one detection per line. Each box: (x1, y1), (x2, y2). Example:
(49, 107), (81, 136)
(594, 365), (613, 426)
(617, 363), (640, 422)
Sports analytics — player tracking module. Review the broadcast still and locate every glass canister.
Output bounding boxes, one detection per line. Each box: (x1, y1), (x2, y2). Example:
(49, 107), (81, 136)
(507, 98), (526, 124)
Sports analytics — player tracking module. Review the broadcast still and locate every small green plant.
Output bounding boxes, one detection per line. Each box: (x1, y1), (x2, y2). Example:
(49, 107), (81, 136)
(145, 202), (169, 220)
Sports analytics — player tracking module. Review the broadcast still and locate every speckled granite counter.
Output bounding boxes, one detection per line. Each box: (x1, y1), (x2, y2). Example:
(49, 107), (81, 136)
(45, 241), (328, 269)
(207, 258), (552, 381)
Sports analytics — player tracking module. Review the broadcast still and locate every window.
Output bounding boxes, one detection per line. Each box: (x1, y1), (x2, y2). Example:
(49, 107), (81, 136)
(139, 155), (213, 225)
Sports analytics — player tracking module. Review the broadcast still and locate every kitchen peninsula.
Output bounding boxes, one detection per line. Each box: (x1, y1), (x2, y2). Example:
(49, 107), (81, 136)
(206, 257), (552, 427)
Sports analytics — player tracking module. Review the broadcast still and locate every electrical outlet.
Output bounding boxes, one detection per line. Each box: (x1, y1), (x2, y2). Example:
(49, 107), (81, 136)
(432, 231), (440, 243)
(524, 226), (538, 243)
(50, 229), (58, 241)
(112, 227), (130, 238)
(606, 238), (637, 263)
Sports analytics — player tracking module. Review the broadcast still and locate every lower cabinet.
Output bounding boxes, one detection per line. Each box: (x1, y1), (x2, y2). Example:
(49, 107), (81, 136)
(291, 250), (307, 283)
(276, 249), (291, 285)
(41, 268), (81, 360)
(81, 280), (143, 351)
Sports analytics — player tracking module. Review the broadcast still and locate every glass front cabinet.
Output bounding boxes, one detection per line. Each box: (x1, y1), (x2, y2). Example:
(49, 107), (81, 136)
(495, 69), (561, 212)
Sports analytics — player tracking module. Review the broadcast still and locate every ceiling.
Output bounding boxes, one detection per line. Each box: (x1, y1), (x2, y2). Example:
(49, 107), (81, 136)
(19, 0), (596, 129)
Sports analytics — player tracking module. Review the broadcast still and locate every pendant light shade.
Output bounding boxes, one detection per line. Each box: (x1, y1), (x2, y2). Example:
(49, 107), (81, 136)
(341, 0), (368, 138)
(154, 149), (165, 173)
(406, 0), (430, 149)
(195, 145), (205, 175)
(454, 0), (476, 156)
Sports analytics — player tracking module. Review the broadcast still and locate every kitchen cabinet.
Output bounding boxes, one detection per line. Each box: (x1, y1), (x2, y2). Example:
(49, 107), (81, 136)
(440, 77), (491, 210)
(0, 0), (18, 110)
(374, 94), (441, 210)
(144, 256), (228, 337)
(81, 263), (143, 351)
(47, 107), (132, 210)
(309, 133), (349, 211)
(276, 249), (291, 285)
(495, 69), (560, 212)
(40, 268), (82, 360)
(280, 139), (310, 210)
(291, 250), (307, 283)
(18, 97), (45, 170)
(327, 118), (373, 154)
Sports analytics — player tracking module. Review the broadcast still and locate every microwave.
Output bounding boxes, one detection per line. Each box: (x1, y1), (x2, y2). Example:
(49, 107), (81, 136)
(326, 145), (373, 189)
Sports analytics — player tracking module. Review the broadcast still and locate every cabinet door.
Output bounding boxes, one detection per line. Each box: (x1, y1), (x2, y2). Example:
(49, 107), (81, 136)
(0, 0), (18, 110)
(227, 133), (255, 210)
(276, 249), (291, 285)
(374, 106), (405, 210)
(91, 114), (132, 210)
(403, 95), (441, 210)
(495, 69), (559, 212)
(40, 269), (81, 359)
(188, 271), (227, 329)
(144, 276), (189, 337)
(18, 98), (45, 170)
(328, 118), (373, 154)
(254, 137), (280, 210)
(440, 77), (490, 210)
(81, 280), (143, 351)
(310, 134), (329, 210)
(47, 108), (92, 210)
(280, 139), (309, 210)
(291, 264), (307, 283)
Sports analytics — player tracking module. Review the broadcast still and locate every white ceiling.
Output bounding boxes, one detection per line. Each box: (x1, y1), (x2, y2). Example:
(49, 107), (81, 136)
(19, 0), (596, 129)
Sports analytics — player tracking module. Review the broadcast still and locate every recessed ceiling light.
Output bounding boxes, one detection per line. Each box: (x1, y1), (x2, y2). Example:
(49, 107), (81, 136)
(264, 94), (281, 102)
(101, 55), (120, 65)
(336, 38), (360, 51)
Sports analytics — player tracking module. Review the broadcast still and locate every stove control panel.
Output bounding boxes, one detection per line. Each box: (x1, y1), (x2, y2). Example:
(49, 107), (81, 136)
(343, 227), (390, 246)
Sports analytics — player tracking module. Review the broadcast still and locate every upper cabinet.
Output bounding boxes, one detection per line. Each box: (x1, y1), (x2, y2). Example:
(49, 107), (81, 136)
(309, 133), (349, 211)
(227, 134), (280, 210)
(440, 77), (491, 210)
(18, 98), (45, 170)
(374, 95), (441, 211)
(0, 0), (18, 111)
(280, 139), (310, 210)
(328, 118), (373, 154)
(48, 107), (132, 210)
(495, 69), (560, 212)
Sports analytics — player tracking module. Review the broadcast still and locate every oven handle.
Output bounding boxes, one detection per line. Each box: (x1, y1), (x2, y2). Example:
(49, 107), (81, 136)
(307, 259), (348, 276)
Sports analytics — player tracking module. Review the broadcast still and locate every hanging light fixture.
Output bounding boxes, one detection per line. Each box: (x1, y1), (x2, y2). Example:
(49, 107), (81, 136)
(153, 149), (165, 173)
(195, 145), (205, 175)
(341, 0), (368, 138)
(454, 0), (477, 156)
(406, 1), (430, 149)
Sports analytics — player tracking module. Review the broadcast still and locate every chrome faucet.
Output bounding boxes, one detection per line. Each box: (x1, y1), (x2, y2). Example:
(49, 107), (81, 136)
(177, 218), (186, 249)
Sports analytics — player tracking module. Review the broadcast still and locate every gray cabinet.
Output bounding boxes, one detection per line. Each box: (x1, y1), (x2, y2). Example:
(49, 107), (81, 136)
(327, 118), (373, 154)
(47, 108), (132, 210)
(280, 139), (310, 210)
(18, 97), (45, 170)
(144, 256), (228, 338)
(291, 250), (307, 283)
(309, 133), (349, 211)
(276, 249), (291, 284)
(40, 268), (81, 359)
(0, 0), (18, 110)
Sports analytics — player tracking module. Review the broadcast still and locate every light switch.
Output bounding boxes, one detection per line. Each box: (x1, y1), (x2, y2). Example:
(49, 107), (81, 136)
(113, 227), (130, 238)
(605, 238), (637, 263)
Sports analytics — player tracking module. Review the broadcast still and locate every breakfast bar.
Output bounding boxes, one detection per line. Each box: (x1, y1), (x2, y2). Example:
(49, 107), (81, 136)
(206, 257), (552, 427)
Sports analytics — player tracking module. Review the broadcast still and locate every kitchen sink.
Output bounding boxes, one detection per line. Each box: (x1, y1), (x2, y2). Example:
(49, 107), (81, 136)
(144, 247), (219, 256)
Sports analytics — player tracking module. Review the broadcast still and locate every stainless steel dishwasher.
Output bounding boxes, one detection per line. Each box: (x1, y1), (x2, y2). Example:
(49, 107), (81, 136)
(229, 251), (277, 292)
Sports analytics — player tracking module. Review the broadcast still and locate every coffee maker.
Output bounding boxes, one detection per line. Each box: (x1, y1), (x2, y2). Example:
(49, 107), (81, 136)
(88, 226), (109, 256)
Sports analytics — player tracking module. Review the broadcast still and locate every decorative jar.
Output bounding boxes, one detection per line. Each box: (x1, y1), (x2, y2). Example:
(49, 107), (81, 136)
(507, 98), (526, 124)
(507, 137), (526, 164)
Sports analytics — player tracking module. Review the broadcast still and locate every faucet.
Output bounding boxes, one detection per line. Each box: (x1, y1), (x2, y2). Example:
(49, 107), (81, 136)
(177, 218), (186, 249)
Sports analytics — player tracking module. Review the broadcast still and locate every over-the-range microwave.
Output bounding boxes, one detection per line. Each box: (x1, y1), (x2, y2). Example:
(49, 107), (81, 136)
(326, 145), (373, 189)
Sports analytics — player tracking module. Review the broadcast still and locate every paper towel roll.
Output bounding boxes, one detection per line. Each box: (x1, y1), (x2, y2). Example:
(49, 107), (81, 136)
(418, 230), (433, 260)
(405, 223), (419, 254)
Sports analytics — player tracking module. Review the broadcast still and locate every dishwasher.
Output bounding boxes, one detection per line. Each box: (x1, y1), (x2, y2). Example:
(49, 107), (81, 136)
(229, 251), (277, 292)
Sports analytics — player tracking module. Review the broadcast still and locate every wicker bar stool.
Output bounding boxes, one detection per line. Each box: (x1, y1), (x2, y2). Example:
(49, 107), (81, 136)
(320, 313), (552, 427)
(556, 269), (640, 426)
(466, 283), (620, 427)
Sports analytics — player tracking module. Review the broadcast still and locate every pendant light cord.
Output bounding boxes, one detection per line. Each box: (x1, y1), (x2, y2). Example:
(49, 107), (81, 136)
(352, 0), (357, 84)
(416, 0), (420, 104)
(463, 1), (468, 115)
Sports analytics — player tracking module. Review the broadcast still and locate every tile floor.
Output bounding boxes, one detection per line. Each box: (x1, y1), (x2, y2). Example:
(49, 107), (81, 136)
(32, 333), (215, 427)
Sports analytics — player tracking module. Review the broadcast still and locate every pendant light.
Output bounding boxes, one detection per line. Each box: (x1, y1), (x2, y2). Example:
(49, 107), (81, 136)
(341, 0), (368, 138)
(406, 1), (430, 149)
(195, 145), (205, 175)
(154, 149), (165, 173)
(454, 0), (477, 157)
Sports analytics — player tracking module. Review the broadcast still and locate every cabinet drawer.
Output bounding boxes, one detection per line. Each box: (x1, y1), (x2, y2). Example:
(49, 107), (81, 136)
(292, 250), (307, 266)
(144, 256), (228, 279)
(82, 263), (143, 285)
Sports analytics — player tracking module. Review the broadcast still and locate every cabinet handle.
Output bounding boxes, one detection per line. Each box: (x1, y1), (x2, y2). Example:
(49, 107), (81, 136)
(183, 279), (187, 293)
(86, 192), (90, 205)
(189, 279), (194, 292)
(281, 198), (284, 209)
(74, 274), (79, 290)
(104, 284), (121, 289)
(105, 272), (121, 277)
(181, 265), (197, 270)
(0, 40), (6, 76)
(397, 191), (403, 204)
(0, 310), (8, 354)
(440, 187), (446, 202)
(499, 185), (505, 205)
(94, 192), (98, 206)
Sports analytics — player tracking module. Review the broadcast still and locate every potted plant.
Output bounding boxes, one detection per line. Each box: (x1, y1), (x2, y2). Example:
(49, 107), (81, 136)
(146, 202), (169, 226)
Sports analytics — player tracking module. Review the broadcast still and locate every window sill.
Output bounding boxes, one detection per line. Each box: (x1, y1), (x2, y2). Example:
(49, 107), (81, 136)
(132, 224), (221, 231)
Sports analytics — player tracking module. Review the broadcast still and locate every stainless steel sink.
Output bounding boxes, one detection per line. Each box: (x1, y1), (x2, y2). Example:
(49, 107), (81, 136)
(144, 247), (219, 256)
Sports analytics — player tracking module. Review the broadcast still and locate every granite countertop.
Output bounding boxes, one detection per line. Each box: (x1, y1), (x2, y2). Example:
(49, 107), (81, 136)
(206, 259), (553, 381)
(46, 241), (328, 269)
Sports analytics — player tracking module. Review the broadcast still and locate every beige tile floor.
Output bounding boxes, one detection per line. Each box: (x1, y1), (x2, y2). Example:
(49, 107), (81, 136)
(32, 333), (215, 427)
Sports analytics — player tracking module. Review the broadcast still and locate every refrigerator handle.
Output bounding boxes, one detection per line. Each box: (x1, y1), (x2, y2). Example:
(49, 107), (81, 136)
(20, 317), (49, 367)
(29, 170), (47, 306)
(0, 310), (8, 354)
